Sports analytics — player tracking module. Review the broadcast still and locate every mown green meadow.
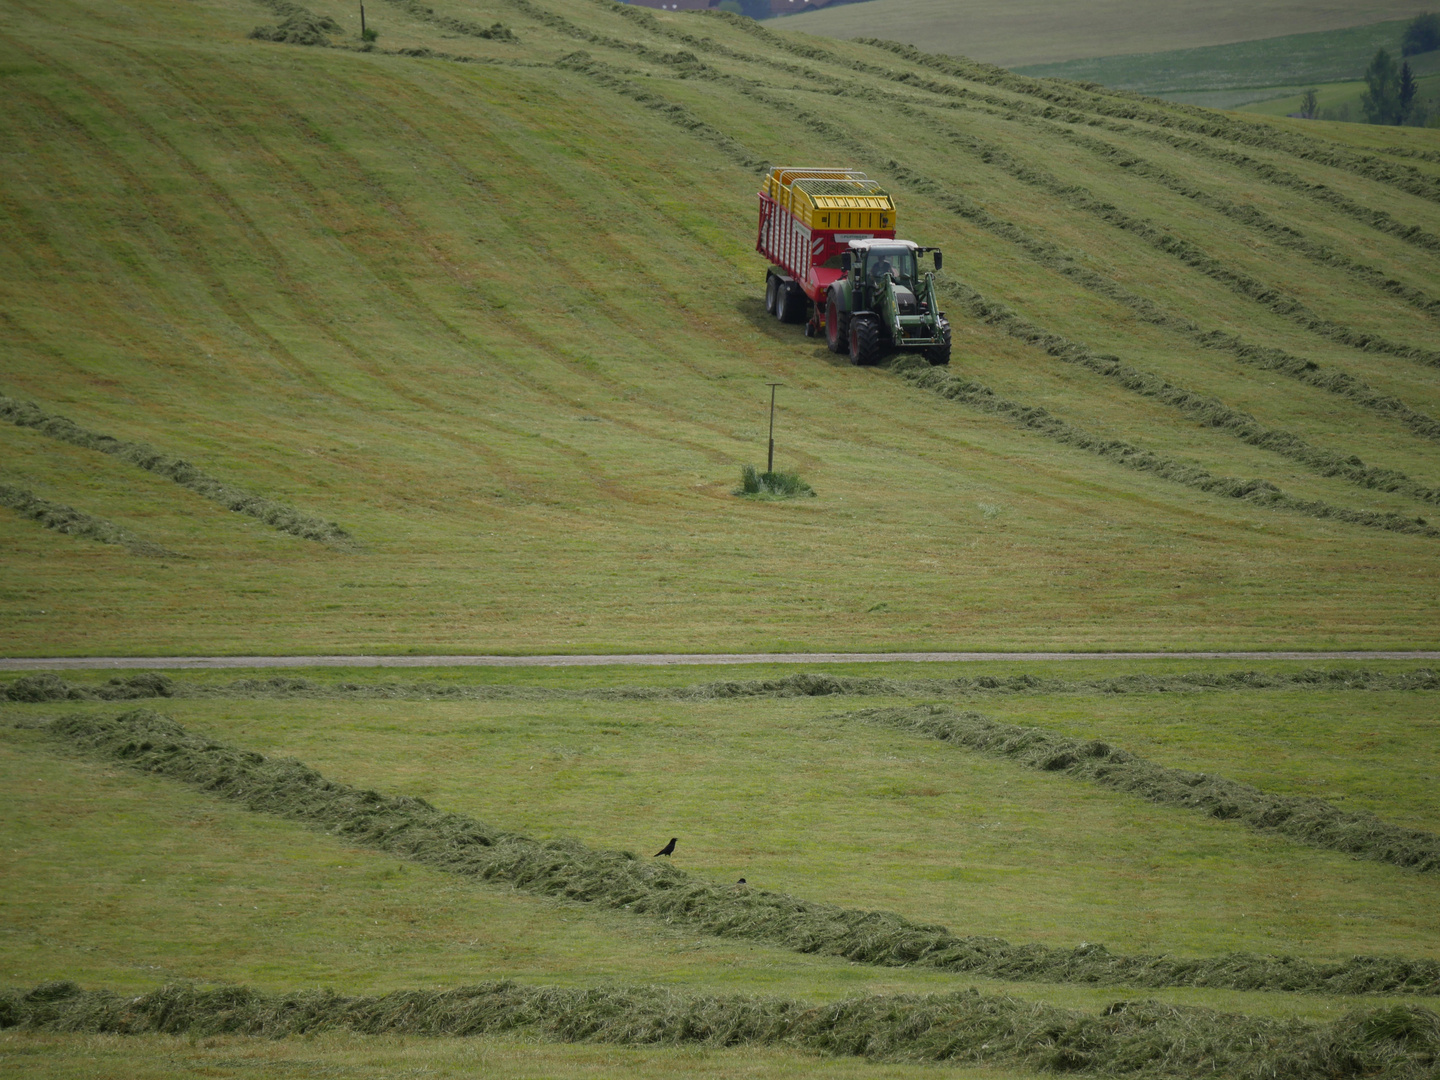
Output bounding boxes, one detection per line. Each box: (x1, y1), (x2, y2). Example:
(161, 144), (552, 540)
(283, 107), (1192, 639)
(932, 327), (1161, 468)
(5, 662), (1440, 1076)
(3, 0), (1440, 654)
(4, 0), (1440, 1074)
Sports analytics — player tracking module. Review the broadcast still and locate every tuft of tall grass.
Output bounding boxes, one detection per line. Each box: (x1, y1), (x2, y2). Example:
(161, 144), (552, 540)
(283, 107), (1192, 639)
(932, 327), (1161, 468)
(737, 465), (815, 498)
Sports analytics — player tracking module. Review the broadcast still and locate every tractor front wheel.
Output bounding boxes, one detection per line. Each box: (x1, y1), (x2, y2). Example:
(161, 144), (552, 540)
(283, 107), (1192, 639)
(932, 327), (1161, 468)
(925, 325), (952, 366)
(849, 315), (882, 366)
(826, 292), (850, 354)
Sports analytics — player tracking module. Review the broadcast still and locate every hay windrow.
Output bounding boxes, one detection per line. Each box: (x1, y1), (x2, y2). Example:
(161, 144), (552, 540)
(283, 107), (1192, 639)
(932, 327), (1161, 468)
(888, 357), (1439, 539)
(691, 17), (1440, 256)
(927, 278), (1440, 505)
(4, 981), (1440, 1078)
(915, 124), (1440, 365)
(7, 666), (1438, 704)
(0, 393), (355, 548)
(41, 710), (1440, 996)
(856, 39), (1440, 206)
(847, 704), (1440, 875)
(376, 0), (515, 41)
(717, 82), (1440, 458)
(0, 484), (173, 557)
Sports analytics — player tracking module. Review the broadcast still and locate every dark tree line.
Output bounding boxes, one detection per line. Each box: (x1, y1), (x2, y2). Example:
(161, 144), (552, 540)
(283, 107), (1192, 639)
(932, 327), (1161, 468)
(1362, 48), (1418, 124)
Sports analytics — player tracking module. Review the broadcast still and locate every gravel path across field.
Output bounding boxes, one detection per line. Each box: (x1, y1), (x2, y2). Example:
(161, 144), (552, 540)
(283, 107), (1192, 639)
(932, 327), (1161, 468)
(2, 651), (1438, 670)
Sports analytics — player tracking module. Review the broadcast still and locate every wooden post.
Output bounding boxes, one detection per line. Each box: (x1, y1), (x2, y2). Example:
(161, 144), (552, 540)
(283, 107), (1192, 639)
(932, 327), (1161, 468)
(766, 382), (782, 473)
(360, 2), (366, 38)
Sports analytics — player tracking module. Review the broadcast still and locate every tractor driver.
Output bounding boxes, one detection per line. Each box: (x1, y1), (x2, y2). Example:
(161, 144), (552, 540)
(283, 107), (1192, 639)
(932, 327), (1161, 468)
(870, 251), (911, 287)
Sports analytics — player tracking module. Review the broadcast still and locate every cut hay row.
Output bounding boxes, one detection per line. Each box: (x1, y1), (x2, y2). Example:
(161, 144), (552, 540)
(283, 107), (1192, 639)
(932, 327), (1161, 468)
(0, 393), (355, 548)
(374, 0), (515, 41)
(713, 83), (1440, 469)
(857, 39), (1440, 206)
(915, 118), (1440, 366)
(1036, 120), (1440, 322)
(737, 59), (1440, 434)
(0, 483), (172, 558)
(819, 73), (1439, 324)
(844, 705), (1440, 875)
(555, 53), (767, 171)
(4, 981), (1440, 1079)
(1089, 119), (1440, 257)
(751, 30), (1440, 257)
(7, 667), (1439, 705)
(634, 39), (1440, 442)
(892, 154), (1440, 442)
(889, 355), (1437, 538)
(933, 278), (1440, 506)
(41, 710), (1440, 995)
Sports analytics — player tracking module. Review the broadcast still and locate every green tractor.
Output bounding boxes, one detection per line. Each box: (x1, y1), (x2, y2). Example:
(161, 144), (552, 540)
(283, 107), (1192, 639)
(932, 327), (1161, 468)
(823, 241), (950, 366)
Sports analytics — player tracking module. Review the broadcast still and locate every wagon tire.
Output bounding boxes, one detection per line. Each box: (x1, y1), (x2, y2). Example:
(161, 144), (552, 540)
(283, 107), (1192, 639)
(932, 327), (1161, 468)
(765, 275), (780, 316)
(777, 283), (805, 324)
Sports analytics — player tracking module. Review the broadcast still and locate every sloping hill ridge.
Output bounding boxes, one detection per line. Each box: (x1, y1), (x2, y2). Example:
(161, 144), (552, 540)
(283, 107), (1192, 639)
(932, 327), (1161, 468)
(1, 0), (1438, 654)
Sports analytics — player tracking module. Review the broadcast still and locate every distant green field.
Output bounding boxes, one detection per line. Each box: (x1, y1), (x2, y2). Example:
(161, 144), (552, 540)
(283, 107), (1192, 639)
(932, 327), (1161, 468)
(780, 0), (1431, 68)
(1013, 19), (1439, 95)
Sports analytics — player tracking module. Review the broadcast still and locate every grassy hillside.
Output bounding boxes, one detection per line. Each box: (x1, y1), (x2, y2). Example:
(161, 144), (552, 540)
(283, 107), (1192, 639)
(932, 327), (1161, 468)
(778, 0), (1432, 68)
(3, 0), (1440, 656)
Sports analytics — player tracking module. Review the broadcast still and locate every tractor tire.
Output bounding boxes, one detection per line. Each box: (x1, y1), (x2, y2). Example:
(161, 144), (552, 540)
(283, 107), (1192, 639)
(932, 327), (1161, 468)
(765, 275), (780, 316)
(925, 325), (952, 366)
(825, 292), (850, 354)
(777, 283), (805, 324)
(849, 315), (883, 366)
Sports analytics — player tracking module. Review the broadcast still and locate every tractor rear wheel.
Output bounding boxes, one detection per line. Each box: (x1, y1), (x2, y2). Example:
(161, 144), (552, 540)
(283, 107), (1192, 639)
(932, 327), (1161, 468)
(849, 315), (882, 366)
(825, 292), (850, 354)
(765, 275), (780, 316)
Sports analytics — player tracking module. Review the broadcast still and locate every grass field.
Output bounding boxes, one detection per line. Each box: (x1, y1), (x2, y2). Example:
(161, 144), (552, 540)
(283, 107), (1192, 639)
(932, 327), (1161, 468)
(3, 0), (1440, 655)
(4, 661), (1440, 1075)
(4, 0), (1440, 1074)
(1013, 19), (1440, 96)
(779, 0), (1434, 68)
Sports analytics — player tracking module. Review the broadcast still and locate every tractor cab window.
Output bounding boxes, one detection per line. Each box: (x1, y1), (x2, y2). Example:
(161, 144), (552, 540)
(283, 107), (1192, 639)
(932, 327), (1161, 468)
(865, 248), (916, 290)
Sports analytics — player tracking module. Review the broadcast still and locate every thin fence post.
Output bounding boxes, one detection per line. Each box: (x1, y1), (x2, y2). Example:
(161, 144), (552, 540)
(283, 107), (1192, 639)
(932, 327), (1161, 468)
(766, 382), (782, 473)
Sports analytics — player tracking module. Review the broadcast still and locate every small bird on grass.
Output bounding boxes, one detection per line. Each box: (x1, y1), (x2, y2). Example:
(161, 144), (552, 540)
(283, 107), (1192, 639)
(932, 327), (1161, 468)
(654, 837), (677, 857)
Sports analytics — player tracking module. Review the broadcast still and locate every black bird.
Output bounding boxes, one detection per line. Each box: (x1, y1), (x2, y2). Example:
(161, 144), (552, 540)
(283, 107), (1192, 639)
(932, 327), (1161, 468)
(736, 878), (746, 884)
(654, 838), (677, 857)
